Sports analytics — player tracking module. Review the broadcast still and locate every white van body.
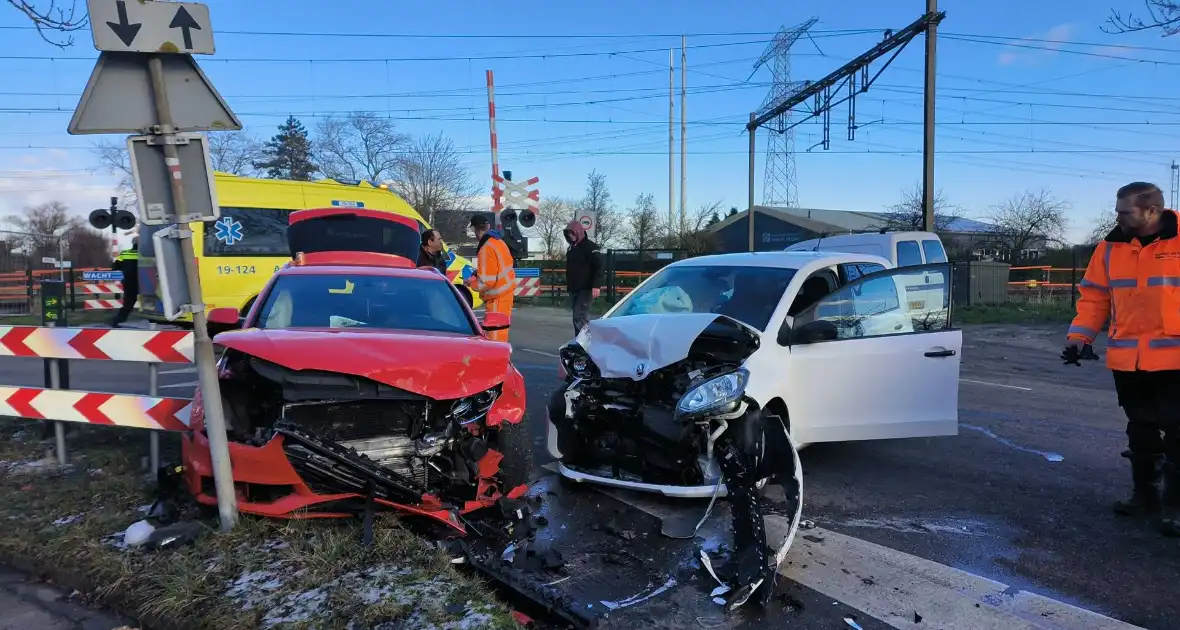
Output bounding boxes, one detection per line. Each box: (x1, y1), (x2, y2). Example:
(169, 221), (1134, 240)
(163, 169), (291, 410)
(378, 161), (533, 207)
(784, 231), (948, 268)
(786, 232), (949, 324)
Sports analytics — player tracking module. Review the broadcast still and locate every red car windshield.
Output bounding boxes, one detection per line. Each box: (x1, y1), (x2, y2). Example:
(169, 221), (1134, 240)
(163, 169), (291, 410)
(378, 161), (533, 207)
(257, 274), (475, 335)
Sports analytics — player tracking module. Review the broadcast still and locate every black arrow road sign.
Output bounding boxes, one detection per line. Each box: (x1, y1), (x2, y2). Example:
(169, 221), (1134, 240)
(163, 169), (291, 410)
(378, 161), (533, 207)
(105, 0), (142, 47)
(168, 6), (202, 51)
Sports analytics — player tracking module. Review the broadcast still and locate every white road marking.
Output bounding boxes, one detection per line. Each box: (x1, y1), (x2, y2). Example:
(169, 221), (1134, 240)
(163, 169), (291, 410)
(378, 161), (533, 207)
(157, 381), (198, 390)
(518, 348), (559, 359)
(590, 484), (1138, 630)
(960, 378), (1033, 391)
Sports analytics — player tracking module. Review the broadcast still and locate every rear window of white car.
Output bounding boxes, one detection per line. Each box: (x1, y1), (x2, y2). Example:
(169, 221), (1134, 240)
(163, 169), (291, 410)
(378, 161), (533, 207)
(611, 265), (798, 331)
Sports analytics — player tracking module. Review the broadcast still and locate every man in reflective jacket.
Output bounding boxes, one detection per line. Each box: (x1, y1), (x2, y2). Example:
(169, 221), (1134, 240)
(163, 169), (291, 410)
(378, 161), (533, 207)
(465, 214), (515, 342)
(1066, 181), (1180, 536)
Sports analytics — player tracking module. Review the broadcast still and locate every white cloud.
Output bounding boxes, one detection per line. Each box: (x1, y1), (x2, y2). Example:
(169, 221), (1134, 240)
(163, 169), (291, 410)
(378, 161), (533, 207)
(997, 23), (1075, 66)
(0, 152), (123, 230)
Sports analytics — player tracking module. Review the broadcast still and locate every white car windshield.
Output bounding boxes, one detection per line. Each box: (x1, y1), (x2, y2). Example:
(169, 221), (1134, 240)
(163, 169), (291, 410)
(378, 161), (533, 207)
(609, 265), (797, 331)
(257, 274), (475, 335)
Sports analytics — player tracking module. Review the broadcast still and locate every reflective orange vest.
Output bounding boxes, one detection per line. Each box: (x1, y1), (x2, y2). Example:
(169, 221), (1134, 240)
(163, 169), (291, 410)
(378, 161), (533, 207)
(1069, 209), (1180, 372)
(472, 233), (515, 302)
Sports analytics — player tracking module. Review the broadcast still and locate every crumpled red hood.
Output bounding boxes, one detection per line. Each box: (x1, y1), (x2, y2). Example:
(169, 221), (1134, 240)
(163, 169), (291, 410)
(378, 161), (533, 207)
(215, 328), (511, 399)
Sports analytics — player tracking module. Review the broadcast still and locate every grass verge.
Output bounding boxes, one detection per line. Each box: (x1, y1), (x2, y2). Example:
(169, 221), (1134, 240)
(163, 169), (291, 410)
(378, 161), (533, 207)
(955, 302), (1075, 325)
(0, 419), (518, 629)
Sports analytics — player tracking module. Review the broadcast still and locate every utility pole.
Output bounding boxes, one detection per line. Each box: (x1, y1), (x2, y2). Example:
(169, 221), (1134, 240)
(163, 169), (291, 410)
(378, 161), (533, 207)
(680, 35), (688, 234)
(147, 55), (238, 530)
(669, 49), (675, 236)
(922, 0), (939, 232)
(748, 112), (756, 252)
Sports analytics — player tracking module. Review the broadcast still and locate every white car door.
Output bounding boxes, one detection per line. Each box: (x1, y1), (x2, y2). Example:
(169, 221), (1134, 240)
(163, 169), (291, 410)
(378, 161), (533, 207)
(783, 263), (961, 444)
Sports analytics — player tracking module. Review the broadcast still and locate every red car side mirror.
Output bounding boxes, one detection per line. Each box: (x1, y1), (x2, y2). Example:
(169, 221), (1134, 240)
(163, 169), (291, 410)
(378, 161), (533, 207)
(208, 307), (242, 327)
(481, 312), (510, 331)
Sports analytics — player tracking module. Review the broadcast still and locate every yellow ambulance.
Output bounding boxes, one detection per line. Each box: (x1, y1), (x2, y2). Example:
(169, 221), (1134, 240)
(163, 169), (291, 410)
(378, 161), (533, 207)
(137, 174), (478, 322)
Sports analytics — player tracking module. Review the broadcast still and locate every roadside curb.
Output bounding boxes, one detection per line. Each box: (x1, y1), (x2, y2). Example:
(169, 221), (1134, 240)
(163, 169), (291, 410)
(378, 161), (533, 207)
(1, 550), (191, 630)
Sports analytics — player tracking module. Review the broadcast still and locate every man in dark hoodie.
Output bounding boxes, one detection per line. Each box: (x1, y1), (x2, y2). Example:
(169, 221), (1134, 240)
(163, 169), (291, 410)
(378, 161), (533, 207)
(564, 220), (602, 336)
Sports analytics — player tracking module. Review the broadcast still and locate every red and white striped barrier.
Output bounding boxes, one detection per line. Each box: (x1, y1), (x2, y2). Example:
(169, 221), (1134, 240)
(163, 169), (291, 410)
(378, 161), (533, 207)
(81, 282), (123, 294)
(0, 326), (193, 363)
(514, 277), (541, 297)
(83, 298), (141, 310)
(0, 387), (192, 431)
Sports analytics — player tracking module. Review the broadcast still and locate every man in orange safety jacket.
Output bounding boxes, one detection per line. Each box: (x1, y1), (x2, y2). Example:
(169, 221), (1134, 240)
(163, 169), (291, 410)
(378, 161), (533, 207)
(465, 214), (515, 343)
(1066, 181), (1180, 536)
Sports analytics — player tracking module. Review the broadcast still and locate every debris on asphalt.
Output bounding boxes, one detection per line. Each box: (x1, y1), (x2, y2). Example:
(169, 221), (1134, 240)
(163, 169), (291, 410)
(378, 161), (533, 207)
(844, 616), (865, 630)
(915, 611), (924, 623)
(803, 534), (825, 543)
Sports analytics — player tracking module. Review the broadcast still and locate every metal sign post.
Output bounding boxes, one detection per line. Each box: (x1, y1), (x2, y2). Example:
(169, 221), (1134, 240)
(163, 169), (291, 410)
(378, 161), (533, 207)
(69, 0), (241, 532)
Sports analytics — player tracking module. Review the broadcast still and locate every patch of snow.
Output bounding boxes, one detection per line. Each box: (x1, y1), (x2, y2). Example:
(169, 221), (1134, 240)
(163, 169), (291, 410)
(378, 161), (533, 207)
(226, 569), (290, 612)
(52, 513), (83, 527)
(1, 458), (64, 475)
(224, 563), (482, 629)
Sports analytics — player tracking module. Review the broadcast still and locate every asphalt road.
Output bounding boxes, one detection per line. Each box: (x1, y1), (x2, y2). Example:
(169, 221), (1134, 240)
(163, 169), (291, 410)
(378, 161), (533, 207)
(2, 309), (1174, 629)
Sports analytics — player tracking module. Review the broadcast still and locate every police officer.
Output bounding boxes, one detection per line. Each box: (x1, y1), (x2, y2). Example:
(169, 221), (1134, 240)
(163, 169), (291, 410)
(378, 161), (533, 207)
(1065, 182), (1180, 536)
(111, 237), (139, 328)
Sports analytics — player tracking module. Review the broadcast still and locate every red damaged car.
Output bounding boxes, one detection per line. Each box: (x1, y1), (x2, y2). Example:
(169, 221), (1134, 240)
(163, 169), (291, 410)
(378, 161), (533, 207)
(181, 212), (530, 536)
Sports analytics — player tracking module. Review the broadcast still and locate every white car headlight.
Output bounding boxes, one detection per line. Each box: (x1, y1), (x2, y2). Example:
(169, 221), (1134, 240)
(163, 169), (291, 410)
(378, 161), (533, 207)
(677, 369), (749, 417)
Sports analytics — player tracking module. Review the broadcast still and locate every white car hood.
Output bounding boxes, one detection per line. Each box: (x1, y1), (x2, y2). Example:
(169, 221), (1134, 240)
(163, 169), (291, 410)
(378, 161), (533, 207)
(574, 313), (759, 380)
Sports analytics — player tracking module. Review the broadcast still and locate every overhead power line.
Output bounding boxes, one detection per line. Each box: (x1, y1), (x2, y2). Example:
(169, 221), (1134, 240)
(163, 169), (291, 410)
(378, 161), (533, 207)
(0, 38), (822, 64)
(0, 24), (884, 40)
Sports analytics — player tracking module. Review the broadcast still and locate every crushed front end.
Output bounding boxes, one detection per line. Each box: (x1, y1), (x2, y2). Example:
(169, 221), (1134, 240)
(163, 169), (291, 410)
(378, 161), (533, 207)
(181, 349), (529, 536)
(547, 314), (803, 609)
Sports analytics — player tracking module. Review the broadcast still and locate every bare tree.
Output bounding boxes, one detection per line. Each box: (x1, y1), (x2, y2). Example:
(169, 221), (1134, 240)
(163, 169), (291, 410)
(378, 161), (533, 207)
(1104, 1), (1180, 35)
(90, 139), (134, 199)
(91, 132), (258, 210)
(7, 0), (87, 47)
(577, 170), (620, 247)
(208, 131), (264, 177)
(986, 189), (1070, 259)
(533, 197), (573, 259)
(622, 193), (661, 254)
(665, 200), (724, 255)
(1085, 212), (1119, 244)
(880, 182), (963, 232)
(389, 132), (479, 243)
(313, 112), (409, 183)
(5, 201), (80, 254)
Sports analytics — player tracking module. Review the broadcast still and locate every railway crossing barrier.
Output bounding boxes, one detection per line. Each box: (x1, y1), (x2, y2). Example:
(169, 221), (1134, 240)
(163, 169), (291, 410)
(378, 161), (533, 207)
(0, 324), (194, 469)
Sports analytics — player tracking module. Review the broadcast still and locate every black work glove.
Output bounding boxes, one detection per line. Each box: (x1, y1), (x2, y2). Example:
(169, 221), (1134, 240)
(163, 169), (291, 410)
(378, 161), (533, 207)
(1061, 343), (1099, 366)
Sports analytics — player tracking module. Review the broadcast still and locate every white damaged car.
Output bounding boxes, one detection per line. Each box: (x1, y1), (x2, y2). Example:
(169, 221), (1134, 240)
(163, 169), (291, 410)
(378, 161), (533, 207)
(545, 251), (962, 607)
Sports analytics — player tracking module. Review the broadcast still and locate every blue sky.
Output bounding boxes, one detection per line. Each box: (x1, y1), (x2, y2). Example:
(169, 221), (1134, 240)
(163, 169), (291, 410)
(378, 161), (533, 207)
(1, 0), (1178, 243)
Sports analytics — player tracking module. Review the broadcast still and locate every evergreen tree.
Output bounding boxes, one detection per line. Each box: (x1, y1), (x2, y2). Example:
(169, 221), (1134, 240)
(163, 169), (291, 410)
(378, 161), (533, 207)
(254, 116), (316, 180)
(727, 206), (739, 217)
(706, 211), (721, 226)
